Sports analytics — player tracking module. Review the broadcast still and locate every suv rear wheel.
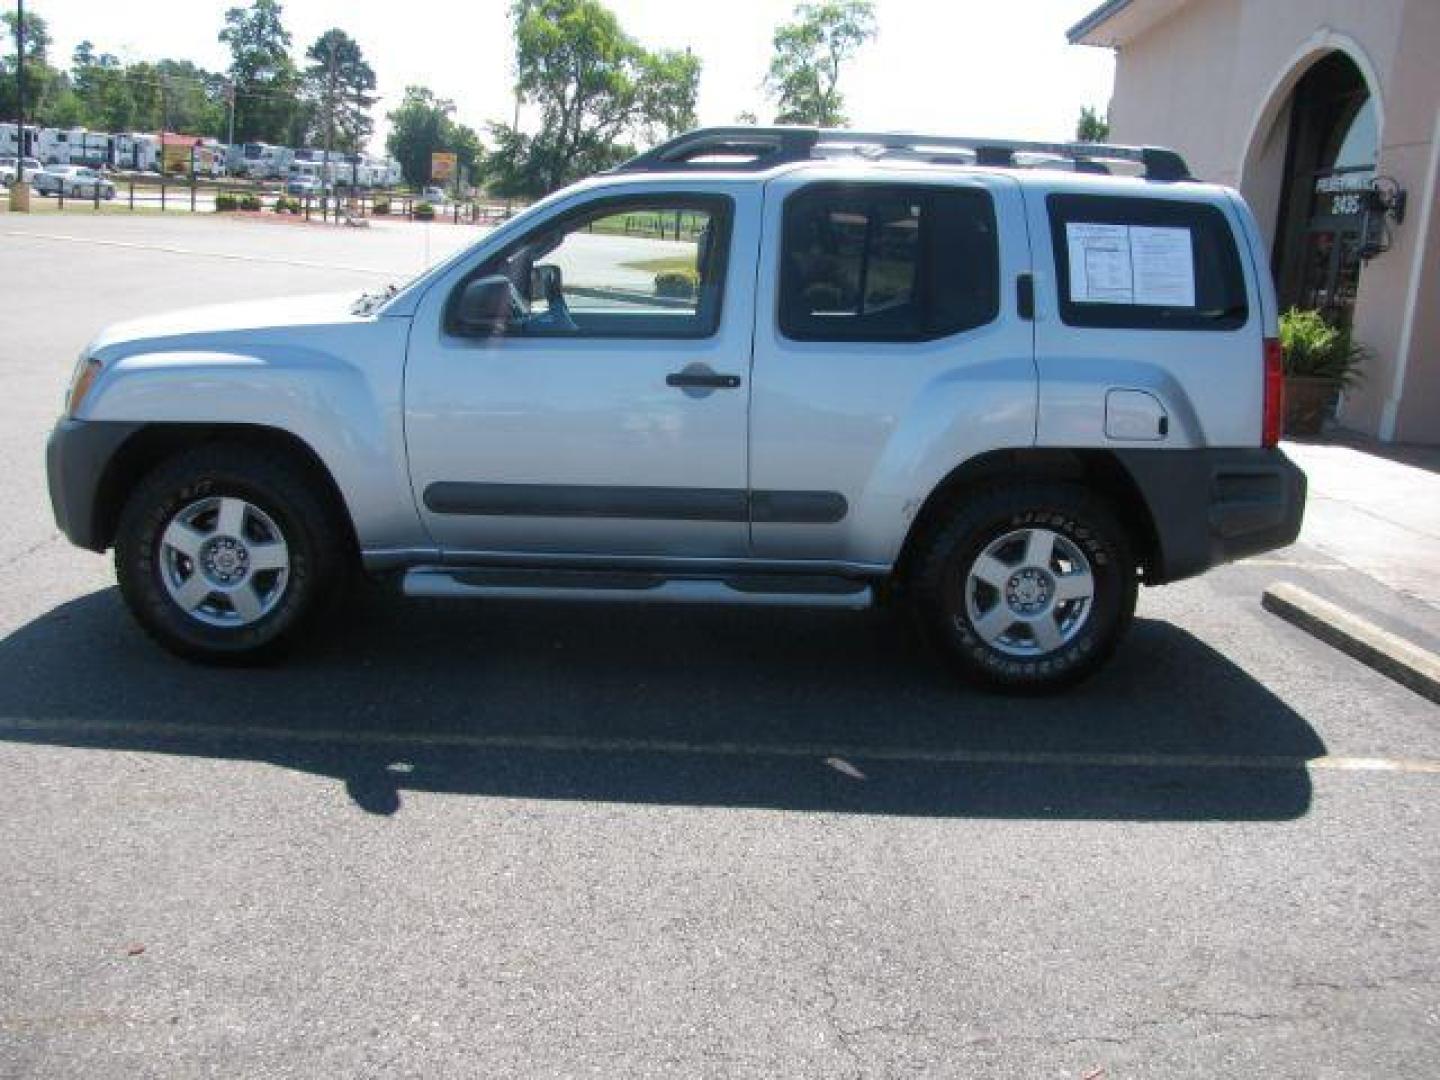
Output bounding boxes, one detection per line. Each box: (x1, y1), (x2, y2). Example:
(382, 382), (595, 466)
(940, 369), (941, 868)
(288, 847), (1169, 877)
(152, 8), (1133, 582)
(114, 443), (348, 664)
(912, 483), (1137, 691)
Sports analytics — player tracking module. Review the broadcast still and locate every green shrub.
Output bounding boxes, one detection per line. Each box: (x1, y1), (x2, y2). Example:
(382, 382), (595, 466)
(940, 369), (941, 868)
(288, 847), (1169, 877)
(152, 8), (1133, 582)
(371, 197), (390, 216)
(1278, 308), (1367, 388)
(654, 269), (698, 299)
(239, 194), (262, 212)
(413, 201), (436, 221)
(272, 196), (303, 215)
(214, 193), (238, 212)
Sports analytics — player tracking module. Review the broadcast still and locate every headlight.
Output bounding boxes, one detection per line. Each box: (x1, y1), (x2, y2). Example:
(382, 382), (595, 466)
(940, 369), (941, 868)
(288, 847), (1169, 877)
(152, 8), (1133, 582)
(66, 356), (103, 417)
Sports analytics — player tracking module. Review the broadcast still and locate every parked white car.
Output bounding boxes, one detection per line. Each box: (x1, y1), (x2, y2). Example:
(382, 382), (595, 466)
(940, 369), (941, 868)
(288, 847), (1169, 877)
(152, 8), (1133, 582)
(285, 175), (326, 198)
(0, 156), (46, 186)
(33, 165), (117, 200)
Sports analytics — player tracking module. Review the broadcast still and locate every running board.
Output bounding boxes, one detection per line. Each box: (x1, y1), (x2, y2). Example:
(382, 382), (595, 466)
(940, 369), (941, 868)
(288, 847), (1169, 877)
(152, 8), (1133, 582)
(401, 567), (873, 609)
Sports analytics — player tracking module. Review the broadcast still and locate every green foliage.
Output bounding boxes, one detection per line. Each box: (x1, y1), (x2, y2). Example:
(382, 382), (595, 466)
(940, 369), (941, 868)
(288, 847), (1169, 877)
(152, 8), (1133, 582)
(1076, 105), (1110, 142)
(273, 194), (302, 214)
(220, 0), (302, 144)
(371, 196), (390, 215)
(413, 201), (437, 221)
(0, 9), (65, 124)
(215, 192), (239, 211)
(303, 29), (376, 154)
(484, 0), (701, 197)
(765, 1), (876, 127)
(385, 86), (482, 189)
(1278, 308), (1367, 388)
(654, 270), (698, 299)
(239, 193), (262, 211)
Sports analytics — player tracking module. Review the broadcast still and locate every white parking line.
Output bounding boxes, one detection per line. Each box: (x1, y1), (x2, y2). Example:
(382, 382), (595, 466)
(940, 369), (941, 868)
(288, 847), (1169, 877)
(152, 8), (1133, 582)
(2, 717), (1438, 776)
(0, 228), (395, 276)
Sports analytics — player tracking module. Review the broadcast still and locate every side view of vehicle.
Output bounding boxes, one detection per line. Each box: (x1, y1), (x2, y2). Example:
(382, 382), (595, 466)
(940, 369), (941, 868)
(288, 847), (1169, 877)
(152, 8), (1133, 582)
(46, 126), (1306, 690)
(32, 165), (117, 200)
(0, 156), (46, 186)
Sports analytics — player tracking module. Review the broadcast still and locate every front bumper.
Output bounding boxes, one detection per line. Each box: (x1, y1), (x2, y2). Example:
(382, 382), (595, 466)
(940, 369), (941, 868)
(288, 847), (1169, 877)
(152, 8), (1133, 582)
(1115, 447), (1307, 584)
(46, 419), (144, 552)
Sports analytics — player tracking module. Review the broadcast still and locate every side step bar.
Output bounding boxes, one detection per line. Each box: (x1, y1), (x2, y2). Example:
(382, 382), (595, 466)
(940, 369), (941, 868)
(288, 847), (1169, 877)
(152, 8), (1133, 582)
(401, 567), (874, 610)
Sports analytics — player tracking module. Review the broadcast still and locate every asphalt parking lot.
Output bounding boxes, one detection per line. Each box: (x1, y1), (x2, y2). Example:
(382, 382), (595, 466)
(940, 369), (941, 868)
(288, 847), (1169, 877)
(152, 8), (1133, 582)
(1, 213), (1436, 1079)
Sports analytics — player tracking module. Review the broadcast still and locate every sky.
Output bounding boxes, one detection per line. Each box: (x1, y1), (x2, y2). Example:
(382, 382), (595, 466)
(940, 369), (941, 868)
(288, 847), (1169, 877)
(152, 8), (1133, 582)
(25, 0), (1116, 155)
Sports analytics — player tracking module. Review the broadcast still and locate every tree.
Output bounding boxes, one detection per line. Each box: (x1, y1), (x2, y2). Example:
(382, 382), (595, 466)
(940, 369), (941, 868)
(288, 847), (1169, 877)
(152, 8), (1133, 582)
(1076, 105), (1110, 142)
(386, 86), (481, 188)
(303, 28), (376, 162)
(485, 0), (701, 196)
(1, 8), (65, 126)
(219, 0), (300, 143)
(764, 1), (875, 127)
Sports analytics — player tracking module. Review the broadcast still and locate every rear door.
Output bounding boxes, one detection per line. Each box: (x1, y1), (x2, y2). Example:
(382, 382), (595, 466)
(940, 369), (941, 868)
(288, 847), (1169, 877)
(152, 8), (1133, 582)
(747, 170), (1035, 564)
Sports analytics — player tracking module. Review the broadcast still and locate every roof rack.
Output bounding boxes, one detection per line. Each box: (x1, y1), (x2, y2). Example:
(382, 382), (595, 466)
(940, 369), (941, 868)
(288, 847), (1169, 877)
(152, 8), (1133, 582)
(614, 126), (1194, 183)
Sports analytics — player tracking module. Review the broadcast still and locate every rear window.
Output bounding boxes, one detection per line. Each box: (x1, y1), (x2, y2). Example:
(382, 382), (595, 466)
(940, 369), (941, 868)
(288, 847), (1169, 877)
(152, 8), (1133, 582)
(780, 183), (999, 342)
(1047, 194), (1248, 331)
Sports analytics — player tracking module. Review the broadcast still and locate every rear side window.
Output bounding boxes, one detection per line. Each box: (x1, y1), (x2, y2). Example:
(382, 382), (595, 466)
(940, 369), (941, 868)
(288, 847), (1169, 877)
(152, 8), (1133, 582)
(1047, 194), (1248, 331)
(780, 184), (999, 342)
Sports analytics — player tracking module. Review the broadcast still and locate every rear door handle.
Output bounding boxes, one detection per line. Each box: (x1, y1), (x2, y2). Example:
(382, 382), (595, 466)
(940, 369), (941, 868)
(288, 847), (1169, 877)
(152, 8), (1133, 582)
(666, 371), (741, 389)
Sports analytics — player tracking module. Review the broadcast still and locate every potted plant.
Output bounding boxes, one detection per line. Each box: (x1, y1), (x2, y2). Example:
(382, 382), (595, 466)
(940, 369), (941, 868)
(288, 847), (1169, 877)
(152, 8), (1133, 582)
(1277, 308), (1367, 435)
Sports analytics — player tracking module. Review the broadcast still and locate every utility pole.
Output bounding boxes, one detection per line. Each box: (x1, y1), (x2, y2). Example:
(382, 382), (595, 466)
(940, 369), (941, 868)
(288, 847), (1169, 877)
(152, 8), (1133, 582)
(10, 0), (30, 210)
(323, 34), (337, 202)
(226, 78), (236, 148)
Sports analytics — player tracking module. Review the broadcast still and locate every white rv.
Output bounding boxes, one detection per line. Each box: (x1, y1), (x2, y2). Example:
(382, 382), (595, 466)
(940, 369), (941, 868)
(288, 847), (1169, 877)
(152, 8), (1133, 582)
(230, 142), (294, 180)
(55, 128), (112, 167)
(112, 133), (160, 172)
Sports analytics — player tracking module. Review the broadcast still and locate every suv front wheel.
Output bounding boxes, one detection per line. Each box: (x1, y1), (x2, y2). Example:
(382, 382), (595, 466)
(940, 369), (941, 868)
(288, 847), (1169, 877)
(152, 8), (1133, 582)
(912, 483), (1137, 691)
(114, 443), (347, 664)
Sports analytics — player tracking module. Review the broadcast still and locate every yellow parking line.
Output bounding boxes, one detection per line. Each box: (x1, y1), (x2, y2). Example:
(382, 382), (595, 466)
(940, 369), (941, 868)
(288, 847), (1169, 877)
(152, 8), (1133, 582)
(2, 717), (1439, 776)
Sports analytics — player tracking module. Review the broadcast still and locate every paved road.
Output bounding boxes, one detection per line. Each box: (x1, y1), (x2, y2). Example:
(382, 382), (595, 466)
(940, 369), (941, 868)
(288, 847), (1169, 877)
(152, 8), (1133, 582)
(0, 215), (1436, 1079)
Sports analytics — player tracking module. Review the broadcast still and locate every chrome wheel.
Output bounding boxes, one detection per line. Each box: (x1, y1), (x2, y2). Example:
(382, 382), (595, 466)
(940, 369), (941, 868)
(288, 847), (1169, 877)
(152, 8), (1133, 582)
(159, 496), (290, 628)
(962, 527), (1095, 657)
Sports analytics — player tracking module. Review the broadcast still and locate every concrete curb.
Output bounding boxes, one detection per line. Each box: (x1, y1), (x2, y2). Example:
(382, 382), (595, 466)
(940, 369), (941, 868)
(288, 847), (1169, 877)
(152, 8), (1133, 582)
(1263, 582), (1440, 705)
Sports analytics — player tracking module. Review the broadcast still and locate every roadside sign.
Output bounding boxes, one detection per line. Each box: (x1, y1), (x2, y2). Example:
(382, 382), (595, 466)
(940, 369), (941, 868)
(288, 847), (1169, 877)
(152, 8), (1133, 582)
(431, 152), (458, 183)
(162, 141), (192, 175)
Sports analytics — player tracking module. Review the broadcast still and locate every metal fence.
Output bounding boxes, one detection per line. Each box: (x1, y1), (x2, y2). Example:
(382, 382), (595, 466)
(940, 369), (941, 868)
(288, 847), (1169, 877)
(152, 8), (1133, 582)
(18, 175), (525, 226)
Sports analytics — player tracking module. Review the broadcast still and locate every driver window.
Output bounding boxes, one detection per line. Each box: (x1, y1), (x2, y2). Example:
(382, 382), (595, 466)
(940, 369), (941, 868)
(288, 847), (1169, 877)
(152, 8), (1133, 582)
(483, 196), (732, 339)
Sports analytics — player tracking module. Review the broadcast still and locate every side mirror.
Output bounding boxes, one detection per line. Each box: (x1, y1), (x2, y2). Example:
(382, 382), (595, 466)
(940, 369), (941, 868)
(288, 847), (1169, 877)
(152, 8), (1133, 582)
(452, 275), (521, 336)
(530, 263), (563, 304)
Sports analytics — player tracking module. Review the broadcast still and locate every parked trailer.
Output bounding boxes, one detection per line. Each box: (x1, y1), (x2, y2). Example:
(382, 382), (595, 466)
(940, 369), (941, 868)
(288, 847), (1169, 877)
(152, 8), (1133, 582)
(228, 142), (294, 180)
(111, 133), (161, 172)
(51, 129), (113, 167)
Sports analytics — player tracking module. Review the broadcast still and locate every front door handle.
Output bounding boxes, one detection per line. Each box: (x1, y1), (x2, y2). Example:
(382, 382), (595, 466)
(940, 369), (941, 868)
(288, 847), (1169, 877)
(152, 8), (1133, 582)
(666, 371), (741, 389)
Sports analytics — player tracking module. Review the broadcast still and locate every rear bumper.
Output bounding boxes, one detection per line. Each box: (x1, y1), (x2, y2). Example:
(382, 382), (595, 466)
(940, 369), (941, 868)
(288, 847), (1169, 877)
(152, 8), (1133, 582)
(1115, 447), (1307, 584)
(46, 419), (143, 552)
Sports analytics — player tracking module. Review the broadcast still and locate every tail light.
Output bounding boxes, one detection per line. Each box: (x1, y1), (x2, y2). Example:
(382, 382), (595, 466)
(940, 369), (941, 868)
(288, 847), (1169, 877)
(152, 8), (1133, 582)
(1262, 337), (1284, 448)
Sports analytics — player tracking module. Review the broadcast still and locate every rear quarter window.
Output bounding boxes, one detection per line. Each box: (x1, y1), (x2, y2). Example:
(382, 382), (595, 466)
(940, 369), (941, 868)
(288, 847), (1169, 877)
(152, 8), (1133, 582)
(1047, 193), (1249, 331)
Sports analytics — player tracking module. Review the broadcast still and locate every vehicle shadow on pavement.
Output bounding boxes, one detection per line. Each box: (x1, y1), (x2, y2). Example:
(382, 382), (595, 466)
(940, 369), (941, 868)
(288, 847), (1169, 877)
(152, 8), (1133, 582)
(0, 587), (1324, 821)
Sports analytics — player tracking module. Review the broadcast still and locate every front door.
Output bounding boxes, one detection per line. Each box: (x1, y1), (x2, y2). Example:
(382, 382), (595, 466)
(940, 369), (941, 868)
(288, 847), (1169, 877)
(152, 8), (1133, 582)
(404, 183), (758, 559)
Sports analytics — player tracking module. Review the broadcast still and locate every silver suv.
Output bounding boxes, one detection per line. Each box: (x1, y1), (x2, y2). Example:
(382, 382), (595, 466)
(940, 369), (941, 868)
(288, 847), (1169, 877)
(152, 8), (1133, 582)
(46, 127), (1305, 689)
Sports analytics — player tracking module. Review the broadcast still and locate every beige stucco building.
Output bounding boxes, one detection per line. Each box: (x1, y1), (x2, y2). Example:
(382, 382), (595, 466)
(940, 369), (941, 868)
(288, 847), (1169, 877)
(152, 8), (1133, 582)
(1070, 0), (1439, 444)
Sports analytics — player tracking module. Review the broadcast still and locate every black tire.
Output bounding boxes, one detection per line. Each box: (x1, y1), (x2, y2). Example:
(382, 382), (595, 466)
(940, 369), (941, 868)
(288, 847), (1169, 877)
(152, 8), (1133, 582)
(114, 443), (349, 664)
(911, 482), (1137, 692)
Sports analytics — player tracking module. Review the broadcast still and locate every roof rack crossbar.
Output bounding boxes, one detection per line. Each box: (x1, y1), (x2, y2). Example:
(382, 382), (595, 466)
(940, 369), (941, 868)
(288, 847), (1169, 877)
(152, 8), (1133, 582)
(615, 127), (1193, 182)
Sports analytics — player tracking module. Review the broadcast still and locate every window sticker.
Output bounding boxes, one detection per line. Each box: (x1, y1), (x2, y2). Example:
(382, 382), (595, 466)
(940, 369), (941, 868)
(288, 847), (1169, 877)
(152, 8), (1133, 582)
(1065, 222), (1196, 307)
(1066, 222), (1133, 303)
(1130, 226), (1196, 306)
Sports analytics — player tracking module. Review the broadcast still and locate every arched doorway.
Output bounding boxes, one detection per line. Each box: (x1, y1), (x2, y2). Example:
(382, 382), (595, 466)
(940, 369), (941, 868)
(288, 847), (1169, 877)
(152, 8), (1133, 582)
(1269, 52), (1379, 328)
